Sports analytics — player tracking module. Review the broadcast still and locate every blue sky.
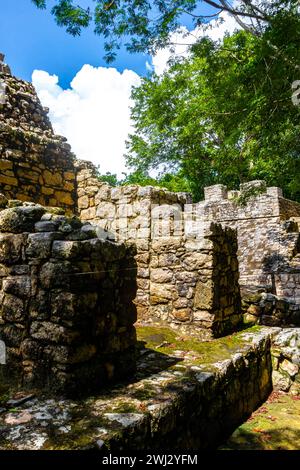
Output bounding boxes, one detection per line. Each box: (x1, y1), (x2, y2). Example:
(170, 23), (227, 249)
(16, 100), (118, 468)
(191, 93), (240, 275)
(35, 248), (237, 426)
(0, 0), (213, 88)
(0, 0), (233, 175)
(0, 0), (150, 87)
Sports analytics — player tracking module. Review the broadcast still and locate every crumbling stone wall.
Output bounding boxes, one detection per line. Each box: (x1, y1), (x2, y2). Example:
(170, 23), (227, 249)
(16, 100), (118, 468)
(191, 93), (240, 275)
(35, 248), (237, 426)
(0, 55), (77, 212)
(243, 291), (300, 327)
(195, 180), (300, 303)
(0, 199), (137, 395)
(76, 163), (242, 337)
(271, 328), (300, 395)
(148, 223), (241, 339)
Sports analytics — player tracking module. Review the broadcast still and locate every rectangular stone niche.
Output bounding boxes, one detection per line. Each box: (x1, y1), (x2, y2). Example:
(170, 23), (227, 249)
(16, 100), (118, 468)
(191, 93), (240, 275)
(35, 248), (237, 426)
(0, 205), (137, 395)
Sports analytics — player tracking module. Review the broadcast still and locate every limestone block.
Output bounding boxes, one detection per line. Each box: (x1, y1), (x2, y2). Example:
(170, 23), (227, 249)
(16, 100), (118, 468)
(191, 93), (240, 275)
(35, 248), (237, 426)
(30, 321), (79, 344)
(150, 268), (173, 283)
(272, 370), (291, 391)
(194, 279), (214, 309)
(2, 276), (31, 298)
(0, 233), (26, 264)
(55, 191), (74, 206)
(0, 206), (45, 233)
(157, 253), (180, 269)
(204, 184), (228, 201)
(150, 283), (176, 304)
(193, 311), (214, 326)
(279, 359), (299, 377)
(78, 195), (89, 210)
(173, 297), (190, 308)
(172, 308), (192, 322)
(39, 261), (72, 289)
(64, 172), (75, 181)
(182, 253), (213, 271)
(35, 220), (59, 232)
(94, 184), (111, 203)
(2, 294), (25, 322)
(0, 175), (18, 186)
(43, 170), (63, 186)
(80, 206), (96, 220)
(96, 201), (116, 219)
(26, 232), (60, 258)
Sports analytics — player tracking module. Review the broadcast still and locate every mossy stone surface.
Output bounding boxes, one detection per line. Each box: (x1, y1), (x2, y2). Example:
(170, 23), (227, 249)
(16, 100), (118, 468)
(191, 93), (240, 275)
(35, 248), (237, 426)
(220, 391), (300, 450)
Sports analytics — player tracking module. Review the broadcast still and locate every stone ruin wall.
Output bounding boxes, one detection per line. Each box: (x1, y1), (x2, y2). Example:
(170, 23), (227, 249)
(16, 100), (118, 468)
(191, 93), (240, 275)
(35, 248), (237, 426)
(76, 162), (300, 329)
(0, 54), (77, 213)
(196, 181), (300, 301)
(1, 55), (300, 335)
(76, 162), (242, 338)
(195, 181), (300, 326)
(147, 224), (241, 339)
(0, 199), (137, 395)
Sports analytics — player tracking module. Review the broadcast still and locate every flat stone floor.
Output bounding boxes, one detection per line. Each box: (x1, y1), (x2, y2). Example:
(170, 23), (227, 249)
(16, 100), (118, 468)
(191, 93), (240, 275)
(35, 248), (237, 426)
(220, 391), (300, 450)
(0, 325), (272, 450)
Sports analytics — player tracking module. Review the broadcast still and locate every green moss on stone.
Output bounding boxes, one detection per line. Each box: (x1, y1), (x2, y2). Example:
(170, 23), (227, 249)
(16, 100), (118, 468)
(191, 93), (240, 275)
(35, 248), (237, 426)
(220, 392), (300, 450)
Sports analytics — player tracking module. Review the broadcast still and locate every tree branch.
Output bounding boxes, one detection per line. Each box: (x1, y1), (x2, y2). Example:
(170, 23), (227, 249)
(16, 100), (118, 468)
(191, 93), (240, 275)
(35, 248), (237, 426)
(202, 0), (267, 21)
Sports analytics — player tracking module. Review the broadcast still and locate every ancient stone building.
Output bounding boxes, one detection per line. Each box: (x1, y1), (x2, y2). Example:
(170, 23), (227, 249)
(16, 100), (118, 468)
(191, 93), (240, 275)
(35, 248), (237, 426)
(197, 180), (300, 301)
(0, 54), (77, 212)
(76, 160), (300, 327)
(194, 181), (300, 326)
(0, 53), (300, 356)
(0, 200), (137, 395)
(76, 162), (242, 337)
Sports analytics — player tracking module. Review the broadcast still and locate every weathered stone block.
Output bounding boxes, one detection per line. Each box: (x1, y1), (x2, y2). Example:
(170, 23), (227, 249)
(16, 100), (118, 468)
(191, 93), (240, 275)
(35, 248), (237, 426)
(0, 233), (26, 264)
(172, 308), (192, 322)
(2, 294), (25, 322)
(0, 206), (45, 233)
(30, 321), (79, 344)
(193, 279), (214, 309)
(2, 276), (31, 298)
(26, 232), (59, 258)
(150, 283), (176, 304)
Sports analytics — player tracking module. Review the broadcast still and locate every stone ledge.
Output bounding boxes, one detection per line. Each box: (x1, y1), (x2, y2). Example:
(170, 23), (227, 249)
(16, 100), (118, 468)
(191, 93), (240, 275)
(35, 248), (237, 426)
(0, 325), (273, 450)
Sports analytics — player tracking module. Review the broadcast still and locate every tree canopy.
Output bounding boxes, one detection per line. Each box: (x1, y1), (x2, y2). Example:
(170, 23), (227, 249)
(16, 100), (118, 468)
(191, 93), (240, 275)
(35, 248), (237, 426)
(31, 1), (300, 201)
(31, 1), (299, 61)
(126, 10), (300, 201)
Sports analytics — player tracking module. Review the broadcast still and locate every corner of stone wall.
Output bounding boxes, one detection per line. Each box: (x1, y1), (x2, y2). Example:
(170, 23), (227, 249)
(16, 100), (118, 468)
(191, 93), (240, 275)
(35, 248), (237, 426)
(0, 198), (137, 396)
(0, 64), (77, 212)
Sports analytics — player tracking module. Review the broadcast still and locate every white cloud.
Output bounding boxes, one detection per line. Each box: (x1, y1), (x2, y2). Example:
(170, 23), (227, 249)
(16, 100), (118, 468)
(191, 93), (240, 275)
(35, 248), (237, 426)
(151, 10), (240, 75)
(32, 65), (141, 177)
(32, 4), (244, 176)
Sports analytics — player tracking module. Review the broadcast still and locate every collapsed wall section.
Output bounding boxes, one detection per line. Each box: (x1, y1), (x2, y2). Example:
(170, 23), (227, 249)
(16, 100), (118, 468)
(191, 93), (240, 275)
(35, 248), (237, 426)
(0, 55), (77, 212)
(0, 200), (137, 395)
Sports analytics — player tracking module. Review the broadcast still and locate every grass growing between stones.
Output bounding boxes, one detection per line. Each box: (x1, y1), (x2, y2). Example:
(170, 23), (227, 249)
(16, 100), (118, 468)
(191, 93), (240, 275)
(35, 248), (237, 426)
(136, 324), (262, 366)
(220, 391), (300, 450)
(0, 324), (271, 450)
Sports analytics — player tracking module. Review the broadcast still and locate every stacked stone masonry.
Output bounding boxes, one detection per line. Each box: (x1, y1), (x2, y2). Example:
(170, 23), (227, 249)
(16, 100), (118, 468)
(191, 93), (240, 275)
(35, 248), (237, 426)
(270, 328), (300, 395)
(1, 58), (300, 336)
(0, 326), (273, 450)
(76, 159), (300, 329)
(0, 199), (137, 395)
(76, 162), (242, 337)
(0, 55), (77, 212)
(198, 180), (300, 303)
(147, 225), (241, 338)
